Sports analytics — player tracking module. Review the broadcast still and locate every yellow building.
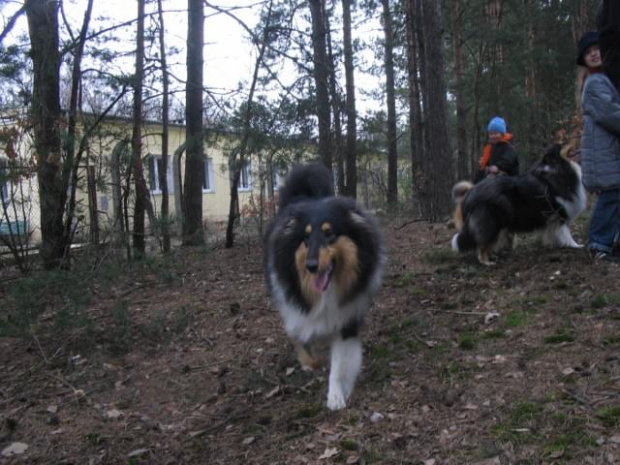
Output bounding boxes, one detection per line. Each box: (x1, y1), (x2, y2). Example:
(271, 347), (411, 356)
(0, 111), (297, 246)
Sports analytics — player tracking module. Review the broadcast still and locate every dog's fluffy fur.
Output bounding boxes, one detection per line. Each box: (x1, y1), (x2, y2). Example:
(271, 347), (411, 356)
(451, 144), (587, 265)
(264, 163), (385, 410)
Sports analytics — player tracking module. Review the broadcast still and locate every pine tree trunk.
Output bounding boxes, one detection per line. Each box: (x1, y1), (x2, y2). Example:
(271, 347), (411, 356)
(327, 18), (345, 195)
(157, 0), (171, 253)
(342, 0), (357, 199)
(406, 0), (427, 218)
(420, 0), (453, 220)
(425, 0), (453, 219)
(524, 0), (538, 163)
(449, 0), (469, 181)
(382, 0), (398, 209)
(183, 0), (205, 246)
(26, 0), (66, 269)
(63, 0), (93, 255)
(308, 0), (332, 170)
(470, 43), (484, 176)
(132, 0), (148, 256)
(87, 165), (99, 244)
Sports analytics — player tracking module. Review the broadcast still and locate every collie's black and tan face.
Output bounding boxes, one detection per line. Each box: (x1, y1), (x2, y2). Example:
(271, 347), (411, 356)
(532, 144), (581, 198)
(267, 195), (383, 313)
(291, 219), (359, 305)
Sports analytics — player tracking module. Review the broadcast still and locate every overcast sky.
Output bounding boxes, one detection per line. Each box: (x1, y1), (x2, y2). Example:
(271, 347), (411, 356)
(101, 0), (261, 95)
(0, 0), (382, 114)
(0, 0), (260, 94)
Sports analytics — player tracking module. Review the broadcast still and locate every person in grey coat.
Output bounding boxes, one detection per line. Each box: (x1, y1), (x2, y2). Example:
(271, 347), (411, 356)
(578, 31), (620, 263)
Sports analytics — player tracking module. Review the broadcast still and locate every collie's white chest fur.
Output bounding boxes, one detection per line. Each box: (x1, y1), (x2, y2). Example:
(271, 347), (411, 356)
(269, 257), (383, 344)
(269, 270), (372, 344)
(558, 162), (587, 220)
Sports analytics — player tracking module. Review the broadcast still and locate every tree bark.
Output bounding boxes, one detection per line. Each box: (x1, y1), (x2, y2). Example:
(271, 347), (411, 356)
(26, 0), (66, 269)
(157, 0), (171, 253)
(382, 0), (398, 209)
(63, 0), (93, 254)
(326, 16), (345, 194)
(449, 0), (469, 181)
(406, 0), (426, 217)
(183, 0), (205, 246)
(422, 0), (452, 220)
(87, 165), (99, 244)
(523, 0), (538, 161)
(342, 0), (357, 199)
(308, 0), (332, 170)
(411, 0), (453, 221)
(131, 0), (148, 256)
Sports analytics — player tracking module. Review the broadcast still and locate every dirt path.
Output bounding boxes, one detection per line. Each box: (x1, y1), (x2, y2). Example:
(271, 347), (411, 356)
(2, 218), (620, 464)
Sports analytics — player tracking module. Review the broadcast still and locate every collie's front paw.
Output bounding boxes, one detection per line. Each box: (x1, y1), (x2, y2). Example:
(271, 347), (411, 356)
(296, 344), (321, 371)
(327, 390), (347, 411)
(451, 234), (460, 252)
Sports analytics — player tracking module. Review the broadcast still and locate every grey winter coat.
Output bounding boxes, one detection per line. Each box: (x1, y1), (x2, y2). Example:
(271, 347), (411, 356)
(580, 72), (620, 191)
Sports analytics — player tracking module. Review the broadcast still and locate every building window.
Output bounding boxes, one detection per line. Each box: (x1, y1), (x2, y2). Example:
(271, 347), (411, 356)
(0, 168), (7, 206)
(272, 169), (280, 191)
(269, 162), (287, 192)
(203, 157), (214, 193)
(148, 155), (174, 194)
(239, 161), (252, 191)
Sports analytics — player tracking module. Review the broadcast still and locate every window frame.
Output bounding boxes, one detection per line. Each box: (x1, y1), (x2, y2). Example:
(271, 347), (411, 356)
(202, 157), (215, 193)
(0, 168), (8, 207)
(238, 161), (252, 192)
(148, 154), (174, 194)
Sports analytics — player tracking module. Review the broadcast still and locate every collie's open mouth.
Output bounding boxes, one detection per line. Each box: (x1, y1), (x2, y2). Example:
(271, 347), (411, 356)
(313, 262), (334, 292)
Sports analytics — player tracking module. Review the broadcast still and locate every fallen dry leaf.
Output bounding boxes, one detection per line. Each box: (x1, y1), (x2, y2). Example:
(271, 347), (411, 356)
(2, 442), (28, 457)
(319, 447), (339, 460)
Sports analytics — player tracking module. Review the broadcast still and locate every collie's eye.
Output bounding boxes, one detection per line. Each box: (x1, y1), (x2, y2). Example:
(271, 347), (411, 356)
(303, 224), (312, 245)
(324, 229), (336, 242)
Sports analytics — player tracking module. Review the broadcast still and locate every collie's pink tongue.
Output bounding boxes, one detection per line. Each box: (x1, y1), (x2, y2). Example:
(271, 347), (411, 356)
(313, 265), (333, 292)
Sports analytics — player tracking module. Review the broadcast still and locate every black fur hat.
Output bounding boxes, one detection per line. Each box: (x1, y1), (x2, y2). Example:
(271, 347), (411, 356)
(576, 31), (599, 66)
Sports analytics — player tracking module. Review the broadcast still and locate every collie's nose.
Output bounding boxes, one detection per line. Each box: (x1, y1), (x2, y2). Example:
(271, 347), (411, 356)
(306, 259), (318, 273)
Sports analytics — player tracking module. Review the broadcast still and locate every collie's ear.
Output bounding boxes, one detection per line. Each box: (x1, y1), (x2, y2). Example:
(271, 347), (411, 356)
(349, 211), (368, 226)
(282, 216), (298, 236)
(544, 144), (562, 160)
(559, 139), (579, 159)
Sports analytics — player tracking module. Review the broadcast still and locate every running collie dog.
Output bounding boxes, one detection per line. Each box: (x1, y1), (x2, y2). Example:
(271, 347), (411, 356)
(451, 144), (587, 265)
(264, 164), (385, 410)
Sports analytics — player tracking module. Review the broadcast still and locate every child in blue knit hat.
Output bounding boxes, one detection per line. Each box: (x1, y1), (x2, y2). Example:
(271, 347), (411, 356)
(475, 116), (519, 183)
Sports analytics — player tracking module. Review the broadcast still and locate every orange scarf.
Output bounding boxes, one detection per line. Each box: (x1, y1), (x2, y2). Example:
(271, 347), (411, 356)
(479, 133), (513, 169)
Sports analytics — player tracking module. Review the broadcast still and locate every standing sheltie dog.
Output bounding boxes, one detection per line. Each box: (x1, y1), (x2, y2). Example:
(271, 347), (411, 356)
(451, 144), (587, 265)
(264, 163), (385, 410)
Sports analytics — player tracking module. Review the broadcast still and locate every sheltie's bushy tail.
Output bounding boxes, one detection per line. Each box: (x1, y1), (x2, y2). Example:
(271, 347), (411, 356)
(278, 163), (334, 211)
(451, 179), (483, 253)
(451, 180), (473, 232)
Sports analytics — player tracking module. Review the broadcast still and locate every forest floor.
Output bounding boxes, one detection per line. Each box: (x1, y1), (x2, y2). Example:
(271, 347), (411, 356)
(2, 214), (620, 465)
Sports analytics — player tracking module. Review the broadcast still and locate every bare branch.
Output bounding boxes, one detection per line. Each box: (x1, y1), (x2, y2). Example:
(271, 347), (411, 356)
(0, 3), (27, 44)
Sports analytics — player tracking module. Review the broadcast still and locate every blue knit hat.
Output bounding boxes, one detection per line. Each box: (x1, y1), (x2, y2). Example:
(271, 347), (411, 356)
(487, 116), (506, 134)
